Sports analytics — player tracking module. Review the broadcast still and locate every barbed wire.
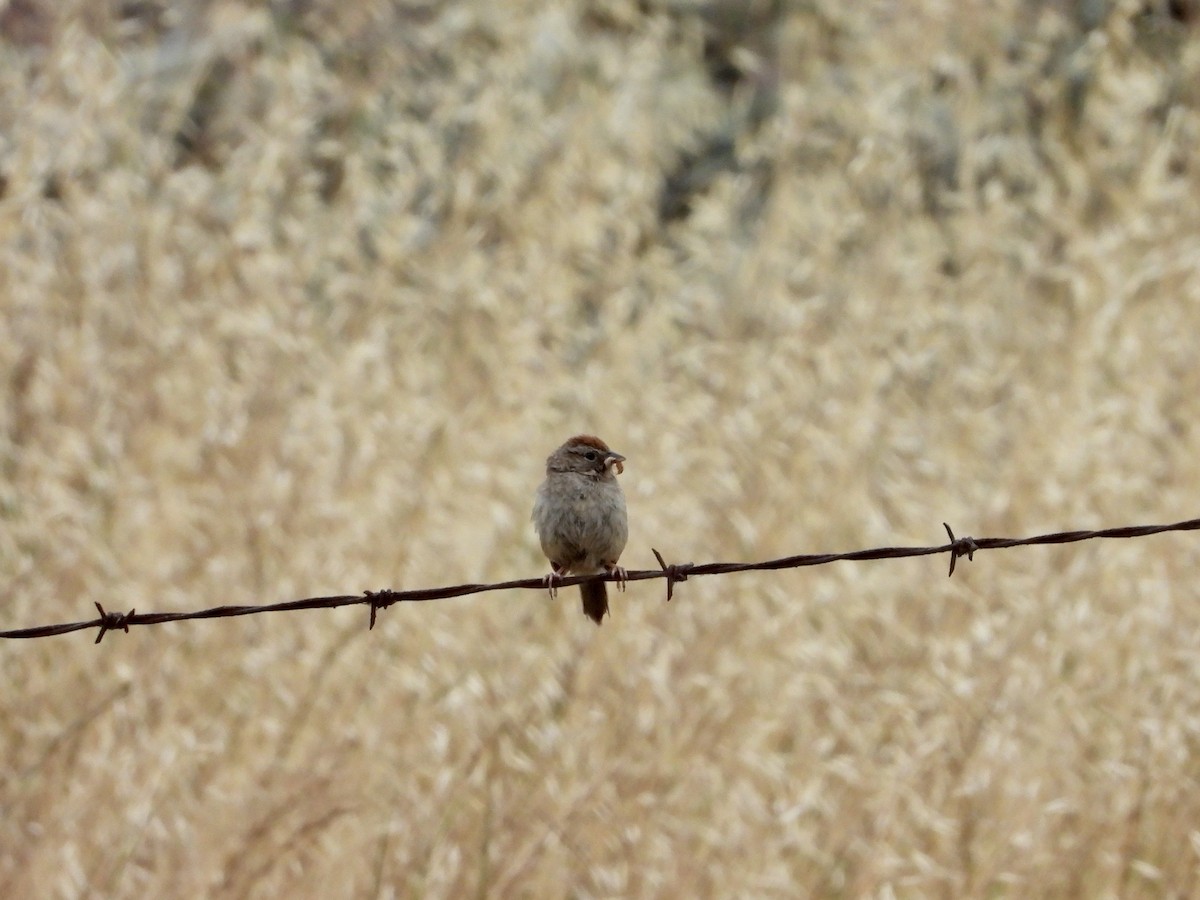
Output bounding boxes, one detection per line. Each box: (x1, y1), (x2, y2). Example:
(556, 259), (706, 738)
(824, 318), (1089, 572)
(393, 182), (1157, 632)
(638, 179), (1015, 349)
(3, 515), (1198, 643)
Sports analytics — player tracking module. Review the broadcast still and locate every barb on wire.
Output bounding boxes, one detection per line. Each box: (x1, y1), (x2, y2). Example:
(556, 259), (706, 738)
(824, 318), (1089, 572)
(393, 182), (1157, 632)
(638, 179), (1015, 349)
(652, 548), (692, 602)
(2, 515), (1199, 642)
(943, 523), (978, 577)
(93, 602), (135, 644)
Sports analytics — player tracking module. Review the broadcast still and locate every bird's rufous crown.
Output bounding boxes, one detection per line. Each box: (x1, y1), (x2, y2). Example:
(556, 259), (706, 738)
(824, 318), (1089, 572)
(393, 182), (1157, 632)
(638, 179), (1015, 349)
(567, 434), (612, 452)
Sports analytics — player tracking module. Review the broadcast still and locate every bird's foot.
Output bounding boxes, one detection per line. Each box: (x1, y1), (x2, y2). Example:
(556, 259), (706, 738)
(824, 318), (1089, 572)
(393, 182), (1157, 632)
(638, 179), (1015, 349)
(605, 563), (628, 592)
(543, 566), (565, 599)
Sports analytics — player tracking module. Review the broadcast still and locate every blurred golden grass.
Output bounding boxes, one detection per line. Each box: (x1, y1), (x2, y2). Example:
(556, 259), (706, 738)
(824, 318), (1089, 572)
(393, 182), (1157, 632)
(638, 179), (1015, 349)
(2, 0), (1200, 895)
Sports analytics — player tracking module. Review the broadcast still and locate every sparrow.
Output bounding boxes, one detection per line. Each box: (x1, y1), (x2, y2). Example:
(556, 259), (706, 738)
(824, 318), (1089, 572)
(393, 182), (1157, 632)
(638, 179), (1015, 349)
(532, 435), (628, 624)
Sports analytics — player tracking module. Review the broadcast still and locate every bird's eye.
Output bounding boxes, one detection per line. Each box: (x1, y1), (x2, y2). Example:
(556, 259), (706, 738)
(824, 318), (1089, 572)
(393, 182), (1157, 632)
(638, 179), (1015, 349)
(584, 450), (598, 461)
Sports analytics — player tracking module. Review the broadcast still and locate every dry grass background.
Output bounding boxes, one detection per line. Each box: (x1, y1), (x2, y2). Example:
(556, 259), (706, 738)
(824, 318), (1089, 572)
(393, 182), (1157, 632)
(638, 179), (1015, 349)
(2, 0), (1200, 896)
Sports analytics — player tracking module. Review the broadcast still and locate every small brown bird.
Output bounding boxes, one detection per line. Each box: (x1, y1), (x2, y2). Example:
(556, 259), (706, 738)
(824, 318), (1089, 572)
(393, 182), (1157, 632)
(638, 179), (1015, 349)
(532, 435), (629, 624)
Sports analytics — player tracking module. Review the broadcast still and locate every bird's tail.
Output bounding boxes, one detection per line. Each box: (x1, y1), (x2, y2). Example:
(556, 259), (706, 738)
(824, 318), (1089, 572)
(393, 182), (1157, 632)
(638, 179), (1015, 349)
(579, 580), (608, 625)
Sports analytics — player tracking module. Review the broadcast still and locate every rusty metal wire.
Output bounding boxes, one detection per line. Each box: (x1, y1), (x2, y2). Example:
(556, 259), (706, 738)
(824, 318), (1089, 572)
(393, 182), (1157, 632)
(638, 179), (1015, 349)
(3, 515), (1198, 642)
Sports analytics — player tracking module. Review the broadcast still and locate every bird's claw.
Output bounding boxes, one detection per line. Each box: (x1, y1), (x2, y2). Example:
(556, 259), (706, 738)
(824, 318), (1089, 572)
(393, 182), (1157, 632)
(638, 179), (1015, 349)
(606, 564), (628, 592)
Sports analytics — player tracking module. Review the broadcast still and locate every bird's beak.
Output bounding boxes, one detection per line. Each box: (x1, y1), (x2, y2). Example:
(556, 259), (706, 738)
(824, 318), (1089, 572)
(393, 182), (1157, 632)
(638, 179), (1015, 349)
(606, 452), (626, 475)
